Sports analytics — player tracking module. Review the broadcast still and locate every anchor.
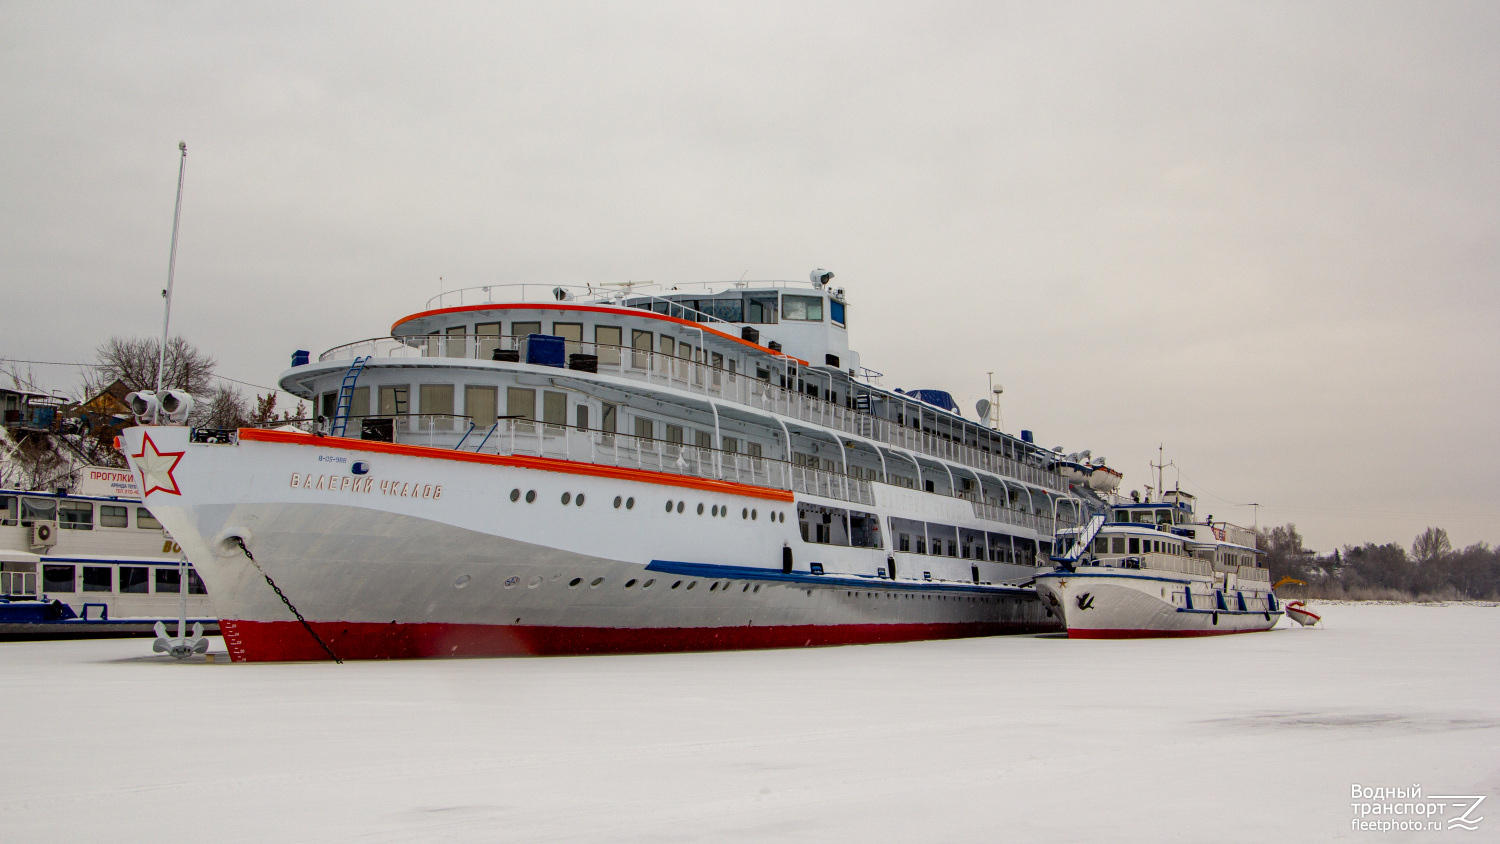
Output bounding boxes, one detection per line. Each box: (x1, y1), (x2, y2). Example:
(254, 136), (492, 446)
(153, 619), (209, 659)
(1076, 592), (1096, 611)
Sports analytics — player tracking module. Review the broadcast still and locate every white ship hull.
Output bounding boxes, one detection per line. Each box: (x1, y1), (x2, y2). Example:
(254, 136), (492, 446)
(1033, 567), (1281, 638)
(122, 426), (1060, 660)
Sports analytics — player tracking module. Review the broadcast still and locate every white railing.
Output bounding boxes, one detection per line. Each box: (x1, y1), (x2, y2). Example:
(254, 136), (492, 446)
(359, 417), (877, 508)
(315, 335), (1069, 495)
(1237, 565), (1270, 583)
(1142, 555), (1215, 578)
(969, 500), (1074, 534)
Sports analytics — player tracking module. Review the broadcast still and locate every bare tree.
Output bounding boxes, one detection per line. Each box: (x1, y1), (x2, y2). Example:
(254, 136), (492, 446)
(1412, 527), (1452, 565)
(193, 384), (251, 429)
(88, 336), (216, 397)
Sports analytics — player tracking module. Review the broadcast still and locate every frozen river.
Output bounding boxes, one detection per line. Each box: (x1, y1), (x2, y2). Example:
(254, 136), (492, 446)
(2, 603), (1495, 842)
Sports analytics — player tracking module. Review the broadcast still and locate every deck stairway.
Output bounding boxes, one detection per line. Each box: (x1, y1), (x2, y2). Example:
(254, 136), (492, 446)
(1056, 513), (1107, 563)
(328, 356), (369, 438)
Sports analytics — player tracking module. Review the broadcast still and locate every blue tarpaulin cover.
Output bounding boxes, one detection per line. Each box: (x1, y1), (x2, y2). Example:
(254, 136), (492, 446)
(897, 389), (960, 414)
(525, 334), (567, 368)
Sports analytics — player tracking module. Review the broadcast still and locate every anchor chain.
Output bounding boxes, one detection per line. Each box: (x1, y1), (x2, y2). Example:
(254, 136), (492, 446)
(233, 537), (342, 664)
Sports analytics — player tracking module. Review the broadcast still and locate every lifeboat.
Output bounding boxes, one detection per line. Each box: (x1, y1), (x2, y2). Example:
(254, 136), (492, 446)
(1087, 465), (1122, 493)
(1284, 601), (1321, 627)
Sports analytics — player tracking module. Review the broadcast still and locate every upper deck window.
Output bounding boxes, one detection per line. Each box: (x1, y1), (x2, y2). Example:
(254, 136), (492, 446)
(781, 295), (823, 322)
(21, 498), (55, 526)
(830, 300), (845, 327)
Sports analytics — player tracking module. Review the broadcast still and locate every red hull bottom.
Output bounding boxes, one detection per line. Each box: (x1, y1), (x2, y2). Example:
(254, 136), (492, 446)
(221, 619), (1056, 662)
(1067, 627), (1272, 639)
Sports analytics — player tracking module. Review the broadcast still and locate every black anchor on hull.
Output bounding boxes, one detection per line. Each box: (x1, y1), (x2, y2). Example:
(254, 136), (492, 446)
(1076, 592), (1096, 611)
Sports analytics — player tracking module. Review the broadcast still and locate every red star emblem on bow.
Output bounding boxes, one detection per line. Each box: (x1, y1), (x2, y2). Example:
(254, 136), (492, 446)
(131, 432), (186, 497)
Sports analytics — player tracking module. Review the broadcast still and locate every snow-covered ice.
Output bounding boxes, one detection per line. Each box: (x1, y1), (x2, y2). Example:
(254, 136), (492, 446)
(2, 604), (1496, 842)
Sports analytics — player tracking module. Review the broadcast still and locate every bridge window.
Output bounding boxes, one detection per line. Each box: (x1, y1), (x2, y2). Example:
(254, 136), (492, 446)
(0, 496), (12, 526)
(136, 508), (162, 530)
(830, 300), (845, 326)
(1128, 537), (1140, 554)
(99, 505), (127, 528)
(782, 295), (823, 321)
(745, 295), (778, 324)
(512, 321), (541, 338)
(156, 568), (180, 593)
(1112, 537), (1126, 554)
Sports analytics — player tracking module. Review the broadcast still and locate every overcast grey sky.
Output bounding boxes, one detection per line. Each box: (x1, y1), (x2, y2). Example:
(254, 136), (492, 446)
(3, 2), (1497, 552)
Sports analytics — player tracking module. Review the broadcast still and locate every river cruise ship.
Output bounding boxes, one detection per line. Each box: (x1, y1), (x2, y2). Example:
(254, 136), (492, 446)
(1035, 490), (1280, 637)
(122, 272), (1108, 661)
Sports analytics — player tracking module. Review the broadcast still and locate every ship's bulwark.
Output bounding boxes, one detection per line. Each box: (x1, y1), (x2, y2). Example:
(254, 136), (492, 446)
(126, 426), (1060, 661)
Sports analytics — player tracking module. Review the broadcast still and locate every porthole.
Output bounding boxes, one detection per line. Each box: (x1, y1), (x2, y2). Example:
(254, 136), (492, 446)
(697, 503), (705, 515)
(626, 497), (635, 509)
(709, 582), (718, 592)
(742, 584), (749, 592)
(525, 490), (536, 503)
(454, 574), (471, 589)
(780, 512), (786, 523)
(751, 509), (758, 520)
(671, 580), (682, 589)
(503, 576), (519, 589)
(510, 489), (521, 502)
(686, 580), (697, 590)
(575, 493), (585, 506)
(643, 579), (655, 588)
(709, 504), (716, 516)
(666, 500), (674, 512)
(590, 577), (604, 587)
(753, 585), (760, 592)
(614, 496), (623, 508)
(625, 579), (637, 588)
(568, 577), (582, 587)
(561, 492), (572, 505)
(742, 508), (748, 519)
(676, 501), (685, 513)
(527, 576), (542, 588)
(721, 507), (728, 518)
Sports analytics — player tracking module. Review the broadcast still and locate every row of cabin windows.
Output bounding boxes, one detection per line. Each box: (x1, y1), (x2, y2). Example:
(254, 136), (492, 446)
(1113, 508), (1186, 526)
(1092, 535), (1185, 556)
(325, 383), (771, 456)
(633, 293), (842, 326)
(0, 496), (162, 531)
(41, 563), (205, 594)
(418, 322), (734, 373)
(798, 509), (1043, 563)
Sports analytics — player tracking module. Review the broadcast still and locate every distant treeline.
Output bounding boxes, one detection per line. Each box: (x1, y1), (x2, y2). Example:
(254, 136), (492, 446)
(1258, 525), (1500, 601)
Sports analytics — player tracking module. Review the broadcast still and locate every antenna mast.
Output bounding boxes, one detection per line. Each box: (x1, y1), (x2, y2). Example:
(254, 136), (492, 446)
(155, 142), (188, 394)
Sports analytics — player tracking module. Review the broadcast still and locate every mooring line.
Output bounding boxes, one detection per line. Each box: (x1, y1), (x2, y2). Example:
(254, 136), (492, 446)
(233, 537), (343, 664)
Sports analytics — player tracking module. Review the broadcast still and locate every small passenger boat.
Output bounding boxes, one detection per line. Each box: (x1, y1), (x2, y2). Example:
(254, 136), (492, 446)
(0, 487), (218, 637)
(1035, 490), (1282, 637)
(1284, 600), (1320, 627)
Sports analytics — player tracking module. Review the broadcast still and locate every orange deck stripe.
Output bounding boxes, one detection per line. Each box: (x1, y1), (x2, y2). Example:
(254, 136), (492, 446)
(390, 302), (812, 366)
(238, 428), (796, 502)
